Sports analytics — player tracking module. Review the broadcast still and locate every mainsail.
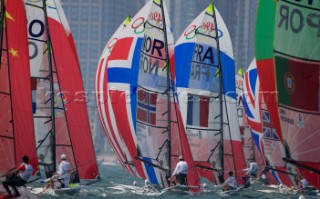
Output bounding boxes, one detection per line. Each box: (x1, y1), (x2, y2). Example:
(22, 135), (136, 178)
(135, 0), (200, 188)
(175, 3), (245, 183)
(0, 0), (38, 174)
(25, 0), (98, 181)
(256, 0), (320, 189)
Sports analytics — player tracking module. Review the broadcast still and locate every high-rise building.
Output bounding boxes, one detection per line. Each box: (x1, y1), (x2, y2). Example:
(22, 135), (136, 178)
(61, 0), (258, 153)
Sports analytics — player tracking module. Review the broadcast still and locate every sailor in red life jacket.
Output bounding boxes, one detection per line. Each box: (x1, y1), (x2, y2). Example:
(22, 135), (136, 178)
(171, 155), (188, 185)
(1, 156), (34, 197)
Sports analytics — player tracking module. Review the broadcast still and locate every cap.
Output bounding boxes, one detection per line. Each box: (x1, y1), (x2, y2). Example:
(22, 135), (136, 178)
(61, 154), (66, 160)
(179, 155), (183, 160)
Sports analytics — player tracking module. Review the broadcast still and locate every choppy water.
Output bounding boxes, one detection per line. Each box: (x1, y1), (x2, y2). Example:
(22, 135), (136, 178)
(30, 164), (318, 199)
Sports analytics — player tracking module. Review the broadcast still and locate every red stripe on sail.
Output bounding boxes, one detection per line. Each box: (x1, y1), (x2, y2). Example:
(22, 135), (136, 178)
(195, 162), (215, 183)
(199, 96), (209, 127)
(48, 18), (98, 179)
(298, 163), (320, 190)
(6, 0), (38, 173)
(108, 37), (133, 60)
(111, 91), (146, 179)
(96, 58), (130, 171)
(256, 59), (283, 141)
(175, 103), (201, 189)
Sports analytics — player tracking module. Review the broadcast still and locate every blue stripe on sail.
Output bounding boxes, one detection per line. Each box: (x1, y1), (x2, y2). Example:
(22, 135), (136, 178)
(137, 101), (156, 112)
(242, 96), (254, 118)
(251, 130), (263, 156)
(130, 38), (142, 132)
(107, 38), (143, 133)
(220, 52), (236, 100)
(187, 95), (193, 125)
(174, 43), (195, 88)
(249, 68), (257, 96)
(143, 157), (158, 185)
(271, 169), (281, 184)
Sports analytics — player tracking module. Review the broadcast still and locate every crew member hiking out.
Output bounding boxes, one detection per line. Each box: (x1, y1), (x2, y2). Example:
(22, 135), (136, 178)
(2, 156), (34, 197)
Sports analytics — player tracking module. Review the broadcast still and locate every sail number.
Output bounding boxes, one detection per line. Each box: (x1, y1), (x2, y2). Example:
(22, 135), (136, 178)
(28, 19), (45, 59)
(191, 44), (215, 81)
(140, 35), (165, 76)
(278, 4), (320, 37)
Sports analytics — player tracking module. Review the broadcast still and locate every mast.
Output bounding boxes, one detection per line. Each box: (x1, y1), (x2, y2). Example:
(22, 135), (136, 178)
(212, 3), (224, 183)
(159, 0), (171, 182)
(43, 0), (56, 172)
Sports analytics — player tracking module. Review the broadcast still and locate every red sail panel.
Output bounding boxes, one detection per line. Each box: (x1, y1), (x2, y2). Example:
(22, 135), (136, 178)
(3, 0), (38, 173)
(256, 59), (283, 142)
(175, 103), (201, 188)
(0, 47), (15, 173)
(48, 19), (98, 180)
(110, 90), (146, 178)
(297, 162), (320, 190)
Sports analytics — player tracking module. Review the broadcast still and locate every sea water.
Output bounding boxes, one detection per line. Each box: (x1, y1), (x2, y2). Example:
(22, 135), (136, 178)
(32, 164), (319, 199)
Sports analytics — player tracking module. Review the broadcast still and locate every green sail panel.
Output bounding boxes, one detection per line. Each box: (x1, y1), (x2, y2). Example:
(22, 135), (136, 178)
(255, 0), (276, 60)
(274, 0), (320, 61)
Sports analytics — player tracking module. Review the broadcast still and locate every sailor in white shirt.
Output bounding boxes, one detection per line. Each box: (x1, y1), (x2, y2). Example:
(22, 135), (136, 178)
(242, 158), (259, 187)
(171, 155), (188, 185)
(41, 154), (71, 193)
(245, 159), (259, 177)
(222, 171), (238, 191)
(57, 154), (71, 187)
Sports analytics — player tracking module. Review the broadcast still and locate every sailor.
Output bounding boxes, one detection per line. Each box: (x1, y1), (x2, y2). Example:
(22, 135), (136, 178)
(297, 175), (309, 190)
(2, 156), (34, 197)
(171, 155), (188, 185)
(57, 154), (71, 187)
(242, 158), (259, 187)
(222, 171), (237, 191)
(41, 154), (71, 193)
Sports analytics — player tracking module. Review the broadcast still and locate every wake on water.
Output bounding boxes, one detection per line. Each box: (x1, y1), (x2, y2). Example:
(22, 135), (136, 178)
(13, 164), (319, 199)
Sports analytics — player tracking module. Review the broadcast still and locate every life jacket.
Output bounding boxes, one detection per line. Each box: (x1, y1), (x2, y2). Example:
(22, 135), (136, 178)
(19, 163), (33, 182)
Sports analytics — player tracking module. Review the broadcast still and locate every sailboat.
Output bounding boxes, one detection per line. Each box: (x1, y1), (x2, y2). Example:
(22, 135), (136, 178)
(24, 0), (99, 193)
(174, 3), (245, 185)
(96, 0), (200, 191)
(256, 0), (320, 189)
(243, 58), (295, 187)
(0, 0), (38, 197)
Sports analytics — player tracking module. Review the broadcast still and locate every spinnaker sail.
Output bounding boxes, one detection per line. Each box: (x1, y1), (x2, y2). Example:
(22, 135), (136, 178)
(95, 16), (139, 176)
(175, 3), (245, 184)
(256, 0), (320, 189)
(0, 0), (38, 175)
(274, 0), (320, 189)
(95, 1), (154, 180)
(243, 59), (295, 186)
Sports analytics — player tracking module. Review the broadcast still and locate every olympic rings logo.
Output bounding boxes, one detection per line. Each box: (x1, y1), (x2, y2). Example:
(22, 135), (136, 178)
(184, 24), (223, 40)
